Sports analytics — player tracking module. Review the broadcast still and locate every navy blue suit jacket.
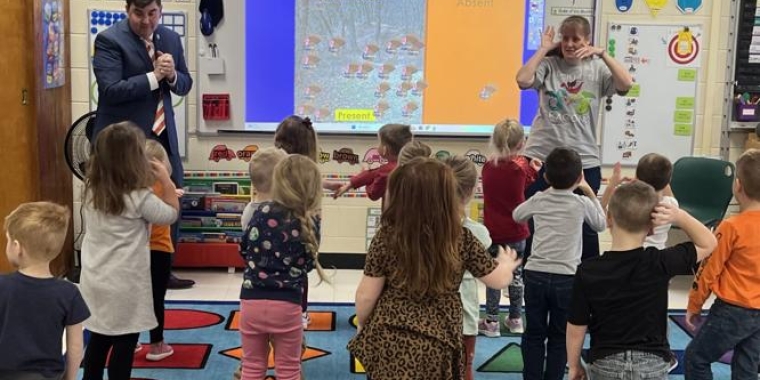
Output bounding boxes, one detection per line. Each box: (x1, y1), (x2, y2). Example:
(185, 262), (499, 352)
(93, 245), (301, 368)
(92, 19), (192, 185)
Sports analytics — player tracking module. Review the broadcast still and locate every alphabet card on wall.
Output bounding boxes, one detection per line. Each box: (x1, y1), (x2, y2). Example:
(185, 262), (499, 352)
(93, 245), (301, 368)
(616, 0), (634, 12)
(677, 0), (703, 14)
(644, 0), (669, 16)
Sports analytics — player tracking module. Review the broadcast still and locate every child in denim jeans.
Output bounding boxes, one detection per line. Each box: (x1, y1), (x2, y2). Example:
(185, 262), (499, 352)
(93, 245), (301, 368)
(512, 147), (606, 380)
(567, 182), (716, 380)
(685, 149), (760, 380)
(480, 119), (541, 336)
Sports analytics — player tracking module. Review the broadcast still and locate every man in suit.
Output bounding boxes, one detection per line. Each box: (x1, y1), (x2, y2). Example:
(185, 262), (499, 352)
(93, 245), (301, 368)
(92, 0), (194, 289)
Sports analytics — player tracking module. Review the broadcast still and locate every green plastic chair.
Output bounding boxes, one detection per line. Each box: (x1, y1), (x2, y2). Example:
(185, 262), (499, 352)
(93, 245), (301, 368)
(670, 156), (736, 229)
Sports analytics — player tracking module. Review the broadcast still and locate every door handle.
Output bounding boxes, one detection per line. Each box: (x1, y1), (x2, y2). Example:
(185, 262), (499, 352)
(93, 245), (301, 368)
(21, 88), (28, 105)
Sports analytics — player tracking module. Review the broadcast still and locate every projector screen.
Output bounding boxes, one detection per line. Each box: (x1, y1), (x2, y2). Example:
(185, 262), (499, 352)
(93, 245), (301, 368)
(244, 0), (547, 136)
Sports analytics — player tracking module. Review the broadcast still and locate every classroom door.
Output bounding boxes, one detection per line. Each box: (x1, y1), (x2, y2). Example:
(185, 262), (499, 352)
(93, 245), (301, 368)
(0, 0), (39, 273)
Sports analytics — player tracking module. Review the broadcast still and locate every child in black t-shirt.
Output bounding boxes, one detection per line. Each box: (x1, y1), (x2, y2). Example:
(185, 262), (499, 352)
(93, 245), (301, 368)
(0, 202), (90, 380)
(566, 182), (716, 380)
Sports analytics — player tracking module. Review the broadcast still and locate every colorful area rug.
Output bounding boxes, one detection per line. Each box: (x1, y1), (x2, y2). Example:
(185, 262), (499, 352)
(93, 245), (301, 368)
(76, 301), (735, 379)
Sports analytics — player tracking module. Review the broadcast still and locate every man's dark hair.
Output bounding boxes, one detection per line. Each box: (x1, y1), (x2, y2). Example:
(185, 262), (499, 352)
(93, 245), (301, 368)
(545, 147), (582, 190)
(127, 0), (161, 8)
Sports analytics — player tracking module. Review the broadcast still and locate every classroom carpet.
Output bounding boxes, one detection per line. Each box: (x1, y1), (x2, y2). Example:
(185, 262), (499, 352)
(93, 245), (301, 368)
(77, 301), (738, 380)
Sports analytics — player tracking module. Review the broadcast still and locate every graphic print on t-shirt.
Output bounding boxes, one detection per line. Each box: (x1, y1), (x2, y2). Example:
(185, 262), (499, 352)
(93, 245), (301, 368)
(544, 80), (597, 115)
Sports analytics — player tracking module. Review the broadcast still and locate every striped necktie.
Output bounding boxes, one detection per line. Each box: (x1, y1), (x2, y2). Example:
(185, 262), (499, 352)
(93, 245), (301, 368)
(144, 39), (166, 136)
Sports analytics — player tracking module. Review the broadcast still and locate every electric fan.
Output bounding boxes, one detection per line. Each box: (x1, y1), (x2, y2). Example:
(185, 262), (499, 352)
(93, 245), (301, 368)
(64, 111), (96, 181)
(63, 111), (96, 283)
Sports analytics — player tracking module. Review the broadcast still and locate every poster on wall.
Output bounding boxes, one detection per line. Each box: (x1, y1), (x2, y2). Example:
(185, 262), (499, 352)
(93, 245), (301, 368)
(601, 23), (699, 166)
(43, 0), (65, 89)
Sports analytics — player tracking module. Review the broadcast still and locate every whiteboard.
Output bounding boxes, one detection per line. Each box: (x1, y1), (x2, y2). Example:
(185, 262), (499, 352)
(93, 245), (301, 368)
(87, 9), (188, 158)
(601, 23), (700, 166)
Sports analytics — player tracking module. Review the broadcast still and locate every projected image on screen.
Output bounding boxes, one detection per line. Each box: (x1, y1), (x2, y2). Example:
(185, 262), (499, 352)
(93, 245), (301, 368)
(245, 0), (539, 136)
(294, 0), (427, 125)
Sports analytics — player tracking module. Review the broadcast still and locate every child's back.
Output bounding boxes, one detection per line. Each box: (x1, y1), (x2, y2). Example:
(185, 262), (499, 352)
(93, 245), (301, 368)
(513, 148), (605, 274)
(0, 202), (90, 379)
(0, 273), (89, 376)
(567, 181), (716, 380)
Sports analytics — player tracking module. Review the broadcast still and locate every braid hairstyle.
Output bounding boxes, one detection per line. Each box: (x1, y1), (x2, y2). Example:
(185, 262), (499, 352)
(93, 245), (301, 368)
(272, 154), (327, 282)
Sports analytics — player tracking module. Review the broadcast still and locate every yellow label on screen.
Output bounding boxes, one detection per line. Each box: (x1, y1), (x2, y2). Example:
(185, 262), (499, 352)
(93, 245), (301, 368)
(335, 109), (376, 122)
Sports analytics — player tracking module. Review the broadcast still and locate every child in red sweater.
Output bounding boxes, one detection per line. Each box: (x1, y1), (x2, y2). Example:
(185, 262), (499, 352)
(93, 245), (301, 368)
(479, 119), (541, 336)
(333, 124), (412, 206)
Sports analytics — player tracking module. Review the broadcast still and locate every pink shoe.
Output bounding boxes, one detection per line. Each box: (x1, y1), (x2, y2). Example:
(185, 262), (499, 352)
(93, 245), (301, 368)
(146, 342), (174, 361)
(477, 318), (501, 338)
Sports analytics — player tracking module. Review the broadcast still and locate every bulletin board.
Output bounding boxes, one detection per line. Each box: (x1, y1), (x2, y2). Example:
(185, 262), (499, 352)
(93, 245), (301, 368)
(600, 22), (700, 166)
(87, 9), (189, 158)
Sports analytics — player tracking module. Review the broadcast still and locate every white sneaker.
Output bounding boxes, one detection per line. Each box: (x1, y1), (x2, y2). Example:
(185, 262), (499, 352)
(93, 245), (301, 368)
(302, 312), (311, 329)
(506, 318), (524, 334)
(146, 342), (174, 361)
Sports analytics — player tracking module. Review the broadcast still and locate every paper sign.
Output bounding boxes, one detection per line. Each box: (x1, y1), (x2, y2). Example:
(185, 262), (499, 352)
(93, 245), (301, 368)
(678, 69), (697, 82)
(674, 124), (693, 136)
(626, 84), (641, 97)
(675, 97), (695, 109)
(673, 110), (694, 124)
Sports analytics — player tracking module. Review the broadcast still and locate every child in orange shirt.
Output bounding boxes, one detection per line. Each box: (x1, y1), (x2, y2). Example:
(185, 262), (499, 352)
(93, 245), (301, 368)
(140, 139), (184, 361)
(684, 149), (760, 379)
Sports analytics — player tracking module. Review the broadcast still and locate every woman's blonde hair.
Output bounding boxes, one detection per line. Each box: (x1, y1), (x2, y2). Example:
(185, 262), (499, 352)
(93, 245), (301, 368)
(145, 139), (172, 176)
(490, 119), (525, 162)
(443, 155), (478, 203)
(398, 140), (432, 165)
(272, 154), (327, 282)
(382, 157), (462, 298)
(85, 122), (152, 215)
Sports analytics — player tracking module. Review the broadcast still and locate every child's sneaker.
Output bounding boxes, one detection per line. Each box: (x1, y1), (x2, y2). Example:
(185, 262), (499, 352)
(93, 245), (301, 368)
(668, 356), (678, 373)
(302, 312), (311, 329)
(146, 342), (174, 361)
(233, 364), (242, 380)
(478, 319), (501, 338)
(506, 318), (524, 334)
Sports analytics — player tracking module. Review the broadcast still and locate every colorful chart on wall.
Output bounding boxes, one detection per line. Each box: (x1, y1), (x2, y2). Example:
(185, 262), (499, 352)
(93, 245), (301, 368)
(43, 0), (65, 89)
(87, 9), (188, 158)
(600, 23), (700, 166)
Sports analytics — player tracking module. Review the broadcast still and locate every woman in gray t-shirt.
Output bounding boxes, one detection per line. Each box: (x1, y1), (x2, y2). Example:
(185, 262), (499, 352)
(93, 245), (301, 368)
(515, 16), (633, 261)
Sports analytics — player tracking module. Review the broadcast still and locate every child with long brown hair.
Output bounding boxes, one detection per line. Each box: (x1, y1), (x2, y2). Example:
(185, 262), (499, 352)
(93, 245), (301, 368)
(480, 118), (541, 336)
(239, 154), (326, 380)
(80, 122), (179, 380)
(444, 155), (493, 380)
(348, 157), (521, 379)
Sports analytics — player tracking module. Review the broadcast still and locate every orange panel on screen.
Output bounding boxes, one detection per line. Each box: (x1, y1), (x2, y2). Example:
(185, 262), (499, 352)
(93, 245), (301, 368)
(423, 0), (524, 125)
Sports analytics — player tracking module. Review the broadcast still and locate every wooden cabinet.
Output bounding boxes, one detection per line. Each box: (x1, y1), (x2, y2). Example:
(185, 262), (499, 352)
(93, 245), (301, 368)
(0, 0), (73, 275)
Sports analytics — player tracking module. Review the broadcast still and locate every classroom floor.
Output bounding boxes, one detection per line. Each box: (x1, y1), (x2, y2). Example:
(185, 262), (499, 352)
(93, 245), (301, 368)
(166, 269), (713, 311)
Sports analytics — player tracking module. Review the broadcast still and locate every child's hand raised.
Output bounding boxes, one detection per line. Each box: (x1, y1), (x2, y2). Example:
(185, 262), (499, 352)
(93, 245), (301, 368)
(652, 201), (679, 227)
